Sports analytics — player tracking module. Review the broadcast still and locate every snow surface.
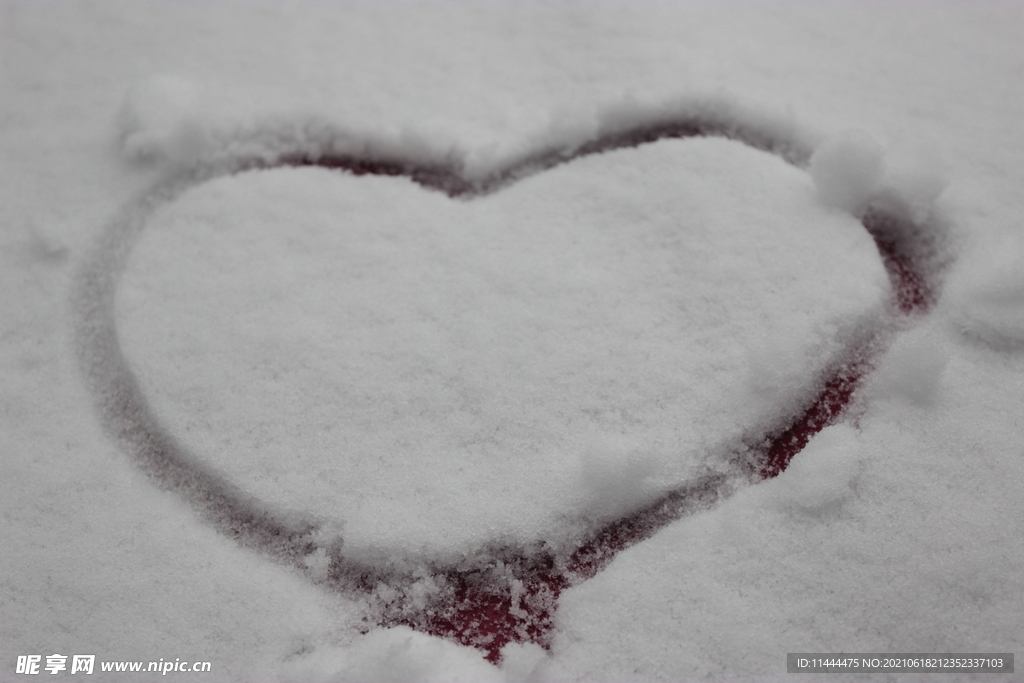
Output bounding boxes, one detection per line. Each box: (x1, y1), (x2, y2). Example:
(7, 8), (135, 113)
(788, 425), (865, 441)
(2, 1), (1023, 681)
(115, 137), (885, 560)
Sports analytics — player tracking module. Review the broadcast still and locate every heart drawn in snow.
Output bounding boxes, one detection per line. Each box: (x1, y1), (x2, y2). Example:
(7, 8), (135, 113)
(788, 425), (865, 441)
(76, 105), (937, 662)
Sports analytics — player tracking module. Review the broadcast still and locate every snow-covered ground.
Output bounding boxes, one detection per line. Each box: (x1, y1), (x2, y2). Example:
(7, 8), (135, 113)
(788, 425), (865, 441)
(2, 2), (1022, 681)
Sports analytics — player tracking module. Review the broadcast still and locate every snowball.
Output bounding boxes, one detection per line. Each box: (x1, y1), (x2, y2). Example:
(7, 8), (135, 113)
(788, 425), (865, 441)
(879, 140), (948, 224)
(868, 325), (949, 407)
(278, 627), (504, 683)
(117, 75), (208, 166)
(768, 423), (862, 513)
(809, 130), (884, 215)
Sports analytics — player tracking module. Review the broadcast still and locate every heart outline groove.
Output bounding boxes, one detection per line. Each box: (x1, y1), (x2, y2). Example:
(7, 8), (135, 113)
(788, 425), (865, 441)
(74, 100), (945, 662)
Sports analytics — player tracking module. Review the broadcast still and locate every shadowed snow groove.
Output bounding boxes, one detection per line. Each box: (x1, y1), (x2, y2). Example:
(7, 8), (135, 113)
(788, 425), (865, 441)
(74, 102), (944, 663)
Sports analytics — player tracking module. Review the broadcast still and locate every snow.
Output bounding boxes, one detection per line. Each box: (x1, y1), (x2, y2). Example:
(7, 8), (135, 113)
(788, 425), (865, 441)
(945, 231), (1024, 352)
(764, 423), (864, 514)
(275, 626), (547, 683)
(117, 75), (208, 167)
(2, 1), (1022, 681)
(113, 136), (886, 560)
(810, 130), (950, 226)
(277, 626), (507, 683)
(809, 130), (885, 216)
(867, 324), (949, 408)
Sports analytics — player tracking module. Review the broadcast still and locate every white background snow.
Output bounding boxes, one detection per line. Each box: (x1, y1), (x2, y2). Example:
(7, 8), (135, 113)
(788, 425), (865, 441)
(2, 1), (1022, 681)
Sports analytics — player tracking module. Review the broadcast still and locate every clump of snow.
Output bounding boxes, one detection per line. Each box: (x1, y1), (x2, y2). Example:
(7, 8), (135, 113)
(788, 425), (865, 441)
(809, 129), (884, 216)
(497, 642), (547, 682)
(576, 432), (663, 522)
(767, 423), (862, 514)
(276, 628), (545, 683)
(877, 139), (948, 225)
(944, 231), (1024, 351)
(117, 75), (209, 167)
(811, 130), (949, 225)
(303, 548), (332, 582)
(867, 324), (949, 407)
(4, 220), (69, 267)
(278, 627), (506, 683)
